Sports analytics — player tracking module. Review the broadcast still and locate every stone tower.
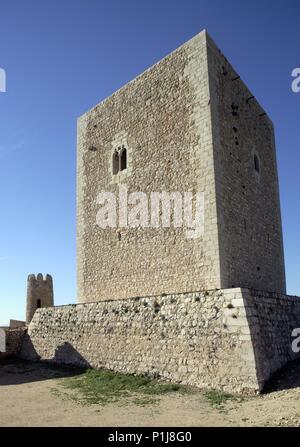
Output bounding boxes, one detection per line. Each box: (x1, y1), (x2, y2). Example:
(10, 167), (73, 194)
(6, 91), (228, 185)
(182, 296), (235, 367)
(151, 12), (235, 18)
(26, 274), (54, 324)
(77, 30), (286, 303)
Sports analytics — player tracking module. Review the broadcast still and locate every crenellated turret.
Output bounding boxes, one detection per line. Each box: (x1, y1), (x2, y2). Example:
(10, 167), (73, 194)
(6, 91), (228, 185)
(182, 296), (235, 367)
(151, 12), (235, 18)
(26, 274), (54, 325)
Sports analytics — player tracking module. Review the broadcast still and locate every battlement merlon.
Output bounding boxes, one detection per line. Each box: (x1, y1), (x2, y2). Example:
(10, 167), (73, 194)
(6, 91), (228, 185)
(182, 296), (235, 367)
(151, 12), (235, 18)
(27, 273), (53, 284)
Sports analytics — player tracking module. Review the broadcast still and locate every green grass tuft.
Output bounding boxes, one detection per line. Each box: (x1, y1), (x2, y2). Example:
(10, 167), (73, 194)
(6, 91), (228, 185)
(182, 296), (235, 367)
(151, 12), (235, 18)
(204, 389), (237, 407)
(57, 369), (189, 406)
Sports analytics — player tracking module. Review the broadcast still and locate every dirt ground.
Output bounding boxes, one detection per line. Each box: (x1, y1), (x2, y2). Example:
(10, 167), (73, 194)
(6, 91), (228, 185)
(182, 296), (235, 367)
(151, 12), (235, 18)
(0, 359), (300, 427)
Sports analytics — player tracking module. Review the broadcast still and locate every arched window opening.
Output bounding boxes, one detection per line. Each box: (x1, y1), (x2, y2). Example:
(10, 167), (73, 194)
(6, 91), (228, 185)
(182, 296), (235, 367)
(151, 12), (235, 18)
(112, 150), (119, 175)
(254, 154), (260, 173)
(36, 299), (41, 309)
(120, 147), (127, 171)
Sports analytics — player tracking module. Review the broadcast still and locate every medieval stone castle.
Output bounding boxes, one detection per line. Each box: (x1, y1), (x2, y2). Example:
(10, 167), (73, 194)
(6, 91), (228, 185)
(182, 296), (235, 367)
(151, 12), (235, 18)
(3, 30), (300, 393)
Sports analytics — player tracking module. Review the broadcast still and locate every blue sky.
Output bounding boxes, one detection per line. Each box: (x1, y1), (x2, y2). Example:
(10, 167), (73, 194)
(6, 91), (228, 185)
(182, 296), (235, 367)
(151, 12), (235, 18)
(0, 0), (299, 325)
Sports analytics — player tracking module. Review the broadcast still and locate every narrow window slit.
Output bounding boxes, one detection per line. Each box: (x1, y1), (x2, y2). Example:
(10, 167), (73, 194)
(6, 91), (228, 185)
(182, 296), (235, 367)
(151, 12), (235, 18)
(120, 147), (127, 171)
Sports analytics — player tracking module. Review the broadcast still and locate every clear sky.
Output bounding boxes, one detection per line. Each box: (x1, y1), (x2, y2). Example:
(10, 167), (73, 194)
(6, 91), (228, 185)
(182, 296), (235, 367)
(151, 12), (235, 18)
(0, 0), (299, 325)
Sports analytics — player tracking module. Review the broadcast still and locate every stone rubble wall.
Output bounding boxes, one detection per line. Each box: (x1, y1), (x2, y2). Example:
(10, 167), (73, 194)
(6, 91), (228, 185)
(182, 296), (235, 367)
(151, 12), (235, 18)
(0, 327), (27, 360)
(19, 288), (300, 393)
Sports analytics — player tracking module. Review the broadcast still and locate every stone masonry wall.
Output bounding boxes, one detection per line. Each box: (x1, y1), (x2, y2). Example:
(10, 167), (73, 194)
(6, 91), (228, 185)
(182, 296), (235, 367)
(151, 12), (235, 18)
(77, 30), (221, 302)
(19, 288), (300, 393)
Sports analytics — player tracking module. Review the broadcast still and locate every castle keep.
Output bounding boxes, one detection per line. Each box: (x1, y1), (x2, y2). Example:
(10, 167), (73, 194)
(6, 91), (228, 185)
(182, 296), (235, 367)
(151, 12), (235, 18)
(19, 31), (300, 394)
(77, 30), (286, 303)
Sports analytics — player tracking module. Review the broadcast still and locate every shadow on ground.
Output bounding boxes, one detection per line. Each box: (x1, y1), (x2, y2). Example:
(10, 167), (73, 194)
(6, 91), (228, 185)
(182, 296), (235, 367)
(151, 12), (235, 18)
(1, 337), (91, 386)
(2, 354), (300, 393)
(0, 357), (86, 386)
(263, 358), (300, 393)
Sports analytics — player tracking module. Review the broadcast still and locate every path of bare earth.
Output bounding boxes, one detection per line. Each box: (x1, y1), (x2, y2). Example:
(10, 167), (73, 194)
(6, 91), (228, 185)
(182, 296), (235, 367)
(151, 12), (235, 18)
(0, 359), (299, 427)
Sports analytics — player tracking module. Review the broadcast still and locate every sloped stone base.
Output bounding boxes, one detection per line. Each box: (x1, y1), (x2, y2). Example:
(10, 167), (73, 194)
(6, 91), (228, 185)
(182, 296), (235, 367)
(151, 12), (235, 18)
(19, 288), (300, 393)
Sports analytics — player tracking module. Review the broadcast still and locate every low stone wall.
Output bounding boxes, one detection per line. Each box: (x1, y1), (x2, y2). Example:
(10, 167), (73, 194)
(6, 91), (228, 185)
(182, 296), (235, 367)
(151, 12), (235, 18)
(9, 319), (26, 329)
(0, 327), (27, 360)
(19, 288), (300, 393)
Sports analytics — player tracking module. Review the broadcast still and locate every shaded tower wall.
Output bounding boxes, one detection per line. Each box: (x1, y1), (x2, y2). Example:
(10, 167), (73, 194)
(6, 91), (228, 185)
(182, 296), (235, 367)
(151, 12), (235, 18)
(206, 33), (286, 293)
(26, 274), (54, 324)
